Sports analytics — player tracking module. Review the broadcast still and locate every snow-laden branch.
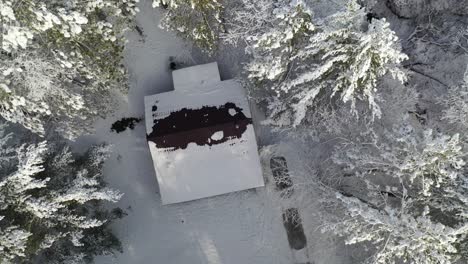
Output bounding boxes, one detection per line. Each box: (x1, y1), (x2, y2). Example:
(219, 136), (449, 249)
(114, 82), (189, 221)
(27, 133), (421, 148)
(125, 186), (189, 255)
(0, 136), (122, 263)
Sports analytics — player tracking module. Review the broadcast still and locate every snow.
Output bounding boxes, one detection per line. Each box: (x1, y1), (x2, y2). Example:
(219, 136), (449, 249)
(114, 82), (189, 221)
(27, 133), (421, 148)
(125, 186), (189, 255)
(210, 131), (223, 140)
(228, 108), (237, 116)
(172, 62), (221, 91)
(81, 1), (295, 263)
(144, 68), (264, 205)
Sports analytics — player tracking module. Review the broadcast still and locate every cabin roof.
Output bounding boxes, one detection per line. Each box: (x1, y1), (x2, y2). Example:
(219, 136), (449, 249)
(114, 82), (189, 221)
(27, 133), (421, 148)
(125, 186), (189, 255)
(144, 62), (264, 205)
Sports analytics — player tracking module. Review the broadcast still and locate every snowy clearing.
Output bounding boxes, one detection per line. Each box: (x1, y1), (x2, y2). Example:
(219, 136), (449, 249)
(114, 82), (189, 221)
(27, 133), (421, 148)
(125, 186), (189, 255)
(82, 2), (313, 263)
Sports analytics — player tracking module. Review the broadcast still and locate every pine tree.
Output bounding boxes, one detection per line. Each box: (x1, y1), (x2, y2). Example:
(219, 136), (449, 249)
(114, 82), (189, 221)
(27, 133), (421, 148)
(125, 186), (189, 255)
(0, 0), (139, 138)
(328, 120), (468, 263)
(438, 65), (468, 130)
(328, 192), (468, 264)
(0, 131), (123, 263)
(231, 0), (407, 126)
(154, 0), (224, 52)
(241, 0), (315, 84)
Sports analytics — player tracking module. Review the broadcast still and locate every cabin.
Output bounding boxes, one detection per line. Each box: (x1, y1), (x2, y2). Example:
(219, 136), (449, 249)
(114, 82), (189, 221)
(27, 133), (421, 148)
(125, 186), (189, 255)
(144, 62), (264, 205)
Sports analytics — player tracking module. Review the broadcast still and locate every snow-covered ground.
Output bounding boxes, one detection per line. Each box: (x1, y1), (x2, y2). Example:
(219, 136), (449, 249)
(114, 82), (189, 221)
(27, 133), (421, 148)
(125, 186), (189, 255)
(74, 1), (305, 263)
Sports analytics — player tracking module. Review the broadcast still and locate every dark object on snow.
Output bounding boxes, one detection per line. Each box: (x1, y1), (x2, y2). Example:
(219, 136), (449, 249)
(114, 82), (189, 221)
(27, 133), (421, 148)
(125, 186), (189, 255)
(282, 208), (307, 250)
(408, 104), (427, 125)
(169, 56), (178, 70)
(270, 156), (307, 250)
(111, 117), (142, 133)
(135, 25), (144, 36)
(366, 13), (379, 23)
(111, 208), (128, 219)
(147, 102), (252, 150)
(157, 0), (169, 9)
(168, 56), (188, 71)
(1, 50), (13, 58)
(270, 156), (294, 198)
(134, 24), (146, 43)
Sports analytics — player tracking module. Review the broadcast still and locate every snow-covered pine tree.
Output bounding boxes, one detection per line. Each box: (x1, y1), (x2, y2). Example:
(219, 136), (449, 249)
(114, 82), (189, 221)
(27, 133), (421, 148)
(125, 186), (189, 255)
(333, 120), (465, 196)
(234, 0), (407, 126)
(0, 131), (123, 263)
(223, 0), (314, 50)
(438, 65), (468, 130)
(242, 0), (314, 84)
(154, 0), (224, 52)
(0, 0), (139, 138)
(224, 0), (315, 127)
(328, 119), (468, 263)
(0, 124), (15, 168)
(328, 192), (468, 264)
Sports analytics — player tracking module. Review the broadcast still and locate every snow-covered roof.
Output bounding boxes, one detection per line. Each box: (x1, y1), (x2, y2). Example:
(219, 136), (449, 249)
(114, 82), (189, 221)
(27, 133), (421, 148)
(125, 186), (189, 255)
(172, 62), (221, 91)
(144, 62), (264, 205)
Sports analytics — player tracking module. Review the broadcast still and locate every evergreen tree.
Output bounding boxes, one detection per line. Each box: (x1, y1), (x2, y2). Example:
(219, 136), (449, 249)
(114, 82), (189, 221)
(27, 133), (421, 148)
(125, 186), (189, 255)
(328, 120), (468, 263)
(154, 0), (224, 52)
(229, 0), (407, 126)
(0, 0), (139, 138)
(0, 126), (123, 263)
(438, 65), (468, 130)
